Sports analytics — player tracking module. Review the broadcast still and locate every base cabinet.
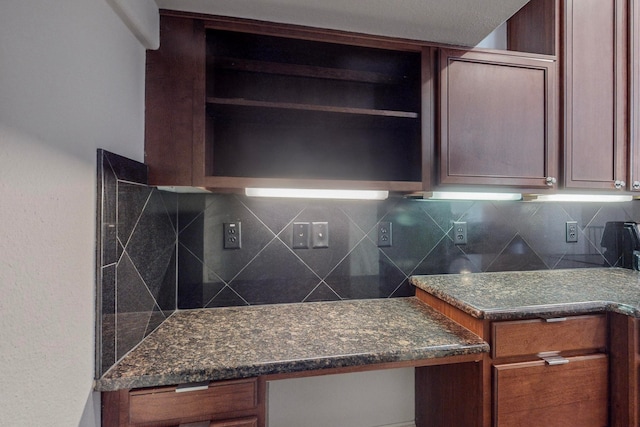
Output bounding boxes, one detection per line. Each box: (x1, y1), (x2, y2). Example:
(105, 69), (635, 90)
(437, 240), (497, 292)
(491, 315), (608, 427)
(608, 312), (640, 426)
(415, 289), (615, 427)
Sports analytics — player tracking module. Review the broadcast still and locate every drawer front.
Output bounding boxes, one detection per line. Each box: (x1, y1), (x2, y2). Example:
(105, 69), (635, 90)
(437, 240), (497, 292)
(129, 378), (257, 425)
(492, 314), (606, 358)
(494, 354), (608, 427)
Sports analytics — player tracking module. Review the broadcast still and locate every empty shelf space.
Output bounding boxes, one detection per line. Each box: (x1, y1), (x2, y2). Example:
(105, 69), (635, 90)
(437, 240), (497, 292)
(211, 57), (404, 84)
(206, 97), (419, 119)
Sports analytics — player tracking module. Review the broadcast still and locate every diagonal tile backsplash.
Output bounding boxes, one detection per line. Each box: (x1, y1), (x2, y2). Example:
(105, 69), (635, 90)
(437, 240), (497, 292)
(97, 150), (640, 376)
(96, 150), (177, 378)
(175, 192), (640, 310)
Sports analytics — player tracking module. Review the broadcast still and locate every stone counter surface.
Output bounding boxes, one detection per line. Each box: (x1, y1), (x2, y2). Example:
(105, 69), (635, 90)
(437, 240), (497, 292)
(411, 267), (640, 320)
(96, 297), (488, 391)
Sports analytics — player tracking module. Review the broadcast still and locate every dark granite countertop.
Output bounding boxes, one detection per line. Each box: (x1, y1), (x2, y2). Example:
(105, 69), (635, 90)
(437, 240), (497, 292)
(95, 297), (488, 391)
(411, 267), (640, 320)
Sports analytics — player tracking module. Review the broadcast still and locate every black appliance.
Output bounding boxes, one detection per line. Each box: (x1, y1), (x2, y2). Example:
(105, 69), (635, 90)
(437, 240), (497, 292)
(600, 221), (640, 270)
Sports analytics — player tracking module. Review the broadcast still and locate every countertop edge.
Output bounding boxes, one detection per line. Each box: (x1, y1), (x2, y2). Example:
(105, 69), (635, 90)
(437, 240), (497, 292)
(410, 270), (640, 320)
(95, 343), (489, 392)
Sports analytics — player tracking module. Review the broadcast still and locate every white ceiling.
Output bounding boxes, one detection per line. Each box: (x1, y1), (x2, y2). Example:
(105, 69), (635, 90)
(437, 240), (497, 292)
(154, 0), (530, 47)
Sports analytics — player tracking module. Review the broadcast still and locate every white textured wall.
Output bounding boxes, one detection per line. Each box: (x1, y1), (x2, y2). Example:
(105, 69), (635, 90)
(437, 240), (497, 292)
(0, 1), (146, 425)
(268, 369), (415, 427)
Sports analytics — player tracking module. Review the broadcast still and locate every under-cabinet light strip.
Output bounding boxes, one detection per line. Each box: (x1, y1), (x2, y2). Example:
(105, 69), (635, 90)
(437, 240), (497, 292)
(422, 191), (523, 201)
(245, 188), (389, 200)
(524, 194), (633, 202)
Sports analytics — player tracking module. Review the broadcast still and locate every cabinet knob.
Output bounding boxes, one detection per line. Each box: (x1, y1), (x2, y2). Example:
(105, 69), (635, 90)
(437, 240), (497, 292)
(633, 181), (640, 190)
(545, 177), (557, 187)
(614, 180), (626, 189)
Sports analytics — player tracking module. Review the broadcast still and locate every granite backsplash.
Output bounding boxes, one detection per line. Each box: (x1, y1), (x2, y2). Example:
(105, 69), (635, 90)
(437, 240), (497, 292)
(95, 149), (640, 377)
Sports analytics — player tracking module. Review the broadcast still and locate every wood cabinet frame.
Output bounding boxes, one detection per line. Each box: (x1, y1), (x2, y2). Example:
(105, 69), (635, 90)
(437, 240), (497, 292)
(608, 312), (639, 426)
(146, 11), (435, 193)
(415, 288), (627, 427)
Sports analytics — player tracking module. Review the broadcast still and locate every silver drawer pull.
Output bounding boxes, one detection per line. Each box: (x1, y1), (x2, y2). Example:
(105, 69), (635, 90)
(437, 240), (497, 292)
(538, 351), (569, 365)
(539, 316), (567, 323)
(543, 356), (569, 366)
(176, 381), (209, 393)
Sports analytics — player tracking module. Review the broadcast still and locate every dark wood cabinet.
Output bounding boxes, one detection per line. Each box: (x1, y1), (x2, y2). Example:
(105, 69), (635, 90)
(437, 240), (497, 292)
(438, 48), (558, 189)
(509, 0), (629, 191)
(145, 11), (433, 193)
(630, 0), (640, 191)
(416, 289), (612, 427)
(491, 315), (608, 427)
(494, 355), (608, 426)
(145, 14), (203, 187)
(563, 0), (628, 190)
(609, 313), (640, 427)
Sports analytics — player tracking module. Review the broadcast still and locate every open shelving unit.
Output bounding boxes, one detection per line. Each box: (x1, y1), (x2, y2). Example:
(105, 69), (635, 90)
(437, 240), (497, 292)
(201, 28), (425, 189)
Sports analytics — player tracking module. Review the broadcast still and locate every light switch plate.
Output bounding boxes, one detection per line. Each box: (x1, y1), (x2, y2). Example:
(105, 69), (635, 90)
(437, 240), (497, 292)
(312, 222), (329, 248)
(293, 222), (310, 249)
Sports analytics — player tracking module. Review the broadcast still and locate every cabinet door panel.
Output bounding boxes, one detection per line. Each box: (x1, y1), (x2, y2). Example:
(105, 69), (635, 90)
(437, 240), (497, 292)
(564, 0), (627, 189)
(439, 49), (557, 188)
(494, 354), (608, 427)
(631, 0), (640, 191)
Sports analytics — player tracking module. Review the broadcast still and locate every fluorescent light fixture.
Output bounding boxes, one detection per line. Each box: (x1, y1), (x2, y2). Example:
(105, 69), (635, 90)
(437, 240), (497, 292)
(245, 188), (389, 200)
(157, 186), (211, 193)
(524, 193), (633, 202)
(421, 191), (522, 201)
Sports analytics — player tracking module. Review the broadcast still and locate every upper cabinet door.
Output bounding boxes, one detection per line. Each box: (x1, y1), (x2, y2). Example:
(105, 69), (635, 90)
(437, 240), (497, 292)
(439, 49), (558, 189)
(563, 0), (628, 190)
(630, 0), (640, 192)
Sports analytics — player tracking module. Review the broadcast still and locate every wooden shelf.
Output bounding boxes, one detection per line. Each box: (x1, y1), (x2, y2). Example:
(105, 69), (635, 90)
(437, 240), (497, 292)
(207, 97), (419, 119)
(212, 57), (403, 84)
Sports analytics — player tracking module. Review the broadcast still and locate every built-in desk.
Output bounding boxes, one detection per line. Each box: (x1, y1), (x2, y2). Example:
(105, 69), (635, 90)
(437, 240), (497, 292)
(99, 267), (640, 427)
(97, 297), (488, 426)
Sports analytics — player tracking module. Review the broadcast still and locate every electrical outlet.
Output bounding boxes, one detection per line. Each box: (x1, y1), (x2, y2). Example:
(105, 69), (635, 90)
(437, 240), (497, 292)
(293, 222), (310, 249)
(453, 221), (467, 245)
(312, 222), (329, 248)
(377, 221), (392, 247)
(566, 221), (578, 243)
(223, 222), (241, 249)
